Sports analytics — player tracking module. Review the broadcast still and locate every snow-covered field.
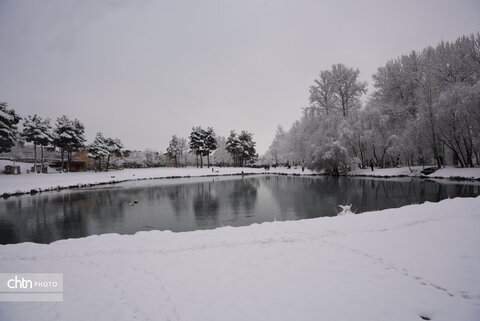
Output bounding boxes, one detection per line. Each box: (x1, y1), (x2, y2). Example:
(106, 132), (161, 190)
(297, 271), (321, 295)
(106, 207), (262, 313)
(0, 197), (478, 320)
(0, 160), (315, 195)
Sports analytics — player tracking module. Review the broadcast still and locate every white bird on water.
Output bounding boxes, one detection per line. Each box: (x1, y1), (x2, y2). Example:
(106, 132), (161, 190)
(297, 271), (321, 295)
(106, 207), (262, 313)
(337, 204), (353, 216)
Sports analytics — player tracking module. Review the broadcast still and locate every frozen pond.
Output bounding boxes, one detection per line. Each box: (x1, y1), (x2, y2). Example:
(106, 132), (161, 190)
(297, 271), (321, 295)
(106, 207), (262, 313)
(1, 175), (479, 244)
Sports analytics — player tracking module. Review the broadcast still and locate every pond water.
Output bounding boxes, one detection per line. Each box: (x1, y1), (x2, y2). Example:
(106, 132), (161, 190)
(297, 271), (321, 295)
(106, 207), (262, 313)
(1, 175), (479, 244)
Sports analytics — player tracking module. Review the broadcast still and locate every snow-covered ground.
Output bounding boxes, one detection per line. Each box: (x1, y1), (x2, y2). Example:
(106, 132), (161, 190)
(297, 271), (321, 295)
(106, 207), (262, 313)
(0, 197), (478, 320)
(349, 165), (480, 179)
(0, 160), (315, 195)
(1, 160), (479, 196)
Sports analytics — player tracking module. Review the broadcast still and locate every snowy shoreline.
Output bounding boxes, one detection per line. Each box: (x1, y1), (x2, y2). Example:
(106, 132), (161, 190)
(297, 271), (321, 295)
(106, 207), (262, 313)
(0, 196), (479, 320)
(349, 166), (480, 180)
(0, 164), (319, 197)
(1, 162), (480, 198)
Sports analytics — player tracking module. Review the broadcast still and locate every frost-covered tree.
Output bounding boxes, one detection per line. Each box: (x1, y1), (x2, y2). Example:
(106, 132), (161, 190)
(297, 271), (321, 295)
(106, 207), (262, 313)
(0, 102), (21, 154)
(238, 130), (257, 165)
(204, 127), (218, 167)
(177, 137), (188, 167)
(330, 64), (367, 117)
(144, 149), (164, 167)
(53, 115), (86, 172)
(22, 115), (52, 173)
(311, 141), (352, 176)
(104, 137), (123, 171)
(268, 32), (480, 173)
(266, 126), (288, 165)
(226, 130), (257, 166)
(188, 126), (218, 168)
(189, 126), (206, 168)
(226, 130), (241, 166)
(213, 136), (232, 165)
(371, 33), (480, 168)
(435, 82), (480, 167)
(88, 132), (109, 172)
(167, 135), (181, 167)
(309, 70), (337, 116)
(310, 64), (367, 118)
(123, 151), (146, 168)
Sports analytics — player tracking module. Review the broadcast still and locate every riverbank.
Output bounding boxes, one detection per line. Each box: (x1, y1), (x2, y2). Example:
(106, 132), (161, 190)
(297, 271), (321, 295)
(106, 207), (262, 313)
(349, 165), (480, 180)
(0, 196), (479, 321)
(0, 161), (316, 196)
(1, 161), (479, 197)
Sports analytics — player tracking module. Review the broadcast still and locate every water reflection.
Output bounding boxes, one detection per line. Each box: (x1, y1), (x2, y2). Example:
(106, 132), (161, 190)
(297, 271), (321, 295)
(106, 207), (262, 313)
(0, 176), (478, 244)
(192, 182), (220, 228)
(263, 176), (479, 217)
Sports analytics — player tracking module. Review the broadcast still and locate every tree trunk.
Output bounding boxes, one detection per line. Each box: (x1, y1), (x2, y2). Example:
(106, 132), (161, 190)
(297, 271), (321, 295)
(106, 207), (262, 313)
(33, 143), (37, 173)
(406, 156), (413, 173)
(427, 103), (442, 168)
(61, 148), (65, 173)
(41, 145), (44, 173)
(106, 154), (111, 171)
(207, 154), (210, 168)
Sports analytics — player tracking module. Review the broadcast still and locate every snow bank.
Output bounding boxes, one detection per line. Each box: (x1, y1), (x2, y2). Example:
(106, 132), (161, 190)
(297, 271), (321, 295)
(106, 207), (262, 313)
(0, 162), (315, 195)
(1, 162), (479, 196)
(0, 197), (479, 321)
(350, 165), (480, 179)
(431, 167), (480, 179)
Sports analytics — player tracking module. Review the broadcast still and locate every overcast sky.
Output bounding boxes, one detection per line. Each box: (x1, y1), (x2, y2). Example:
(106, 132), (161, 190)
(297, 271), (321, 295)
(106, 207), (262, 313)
(1, 0), (479, 154)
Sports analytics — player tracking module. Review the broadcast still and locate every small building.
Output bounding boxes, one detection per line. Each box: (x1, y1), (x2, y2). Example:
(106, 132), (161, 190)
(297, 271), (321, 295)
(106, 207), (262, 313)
(31, 164), (48, 173)
(49, 160), (86, 172)
(4, 165), (21, 175)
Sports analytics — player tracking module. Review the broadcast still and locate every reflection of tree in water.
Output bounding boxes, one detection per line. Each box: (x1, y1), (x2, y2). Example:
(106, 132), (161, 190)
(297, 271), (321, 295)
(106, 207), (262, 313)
(0, 188), (130, 244)
(263, 176), (341, 218)
(166, 185), (192, 217)
(226, 178), (259, 215)
(85, 189), (128, 231)
(53, 193), (89, 240)
(345, 179), (465, 212)
(192, 182), (219, 229)
(0, 221), (19, 244)
(0, 193), (90, 244)
(264, 176), (480, 219)
(28, 196), (57, 243)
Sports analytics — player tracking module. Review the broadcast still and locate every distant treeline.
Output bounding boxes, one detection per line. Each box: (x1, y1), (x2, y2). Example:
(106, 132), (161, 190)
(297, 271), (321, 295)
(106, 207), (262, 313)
(0, 105), (258, 171)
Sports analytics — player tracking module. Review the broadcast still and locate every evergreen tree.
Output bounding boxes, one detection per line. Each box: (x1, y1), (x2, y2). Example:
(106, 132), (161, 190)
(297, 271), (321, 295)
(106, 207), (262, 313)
(87, 133), (109, 171)
(238, 130), (257, 165)
(104, 137), (123, 171)
(226, 130), (241, 166)
(189, 126), (206, 168)
(204, 127), (218, 167)
(22, 115), (52, 173)
(0, 102), (21, 154)
(226, 130), (257, 166)
(53, 115), (86, 172)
